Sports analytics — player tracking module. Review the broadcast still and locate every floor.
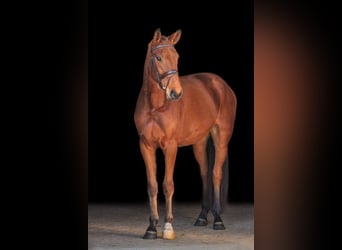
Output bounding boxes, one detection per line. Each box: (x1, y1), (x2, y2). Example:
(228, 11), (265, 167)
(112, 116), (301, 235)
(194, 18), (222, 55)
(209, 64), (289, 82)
(89, 202), (253, 249)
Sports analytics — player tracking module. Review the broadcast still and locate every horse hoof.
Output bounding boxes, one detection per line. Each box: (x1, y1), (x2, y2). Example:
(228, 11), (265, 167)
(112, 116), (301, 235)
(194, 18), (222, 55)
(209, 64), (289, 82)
(194, 218), (208, 226)
(162, 222), (176, 240)
(143, 230), (157, 239)
(162, 230), (175, 240)
(213, 221), (226, 230)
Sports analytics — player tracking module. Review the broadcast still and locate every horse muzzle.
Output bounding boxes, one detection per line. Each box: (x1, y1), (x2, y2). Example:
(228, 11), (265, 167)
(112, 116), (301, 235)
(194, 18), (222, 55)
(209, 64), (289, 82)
(168, 89), (183, 101)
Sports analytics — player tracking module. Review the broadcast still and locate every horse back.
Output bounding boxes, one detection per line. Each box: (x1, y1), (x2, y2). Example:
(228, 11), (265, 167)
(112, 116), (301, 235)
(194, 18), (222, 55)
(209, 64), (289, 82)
(176, 72), (236, 145)
(180, 72), (236, 115)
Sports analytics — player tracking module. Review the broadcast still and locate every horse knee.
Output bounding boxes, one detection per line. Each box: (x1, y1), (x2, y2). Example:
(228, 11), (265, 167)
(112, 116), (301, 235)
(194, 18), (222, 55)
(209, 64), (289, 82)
(163, 181), (174, 196)
(148, 182), (158, 197)
(213, 169), (222, 184)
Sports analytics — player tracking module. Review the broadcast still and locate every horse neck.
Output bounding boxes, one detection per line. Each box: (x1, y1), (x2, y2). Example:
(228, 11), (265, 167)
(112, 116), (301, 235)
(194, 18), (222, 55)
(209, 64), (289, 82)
(142, 51), (168, 110)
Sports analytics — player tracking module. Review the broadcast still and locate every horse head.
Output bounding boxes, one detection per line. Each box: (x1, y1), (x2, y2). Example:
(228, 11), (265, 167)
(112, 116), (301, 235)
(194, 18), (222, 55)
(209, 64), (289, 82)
(148, 28), (183, 101)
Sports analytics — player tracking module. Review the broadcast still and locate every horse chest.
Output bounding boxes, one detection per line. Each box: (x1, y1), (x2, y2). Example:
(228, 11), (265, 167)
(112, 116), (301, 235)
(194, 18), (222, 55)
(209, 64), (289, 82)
(138, 111), (176, 148)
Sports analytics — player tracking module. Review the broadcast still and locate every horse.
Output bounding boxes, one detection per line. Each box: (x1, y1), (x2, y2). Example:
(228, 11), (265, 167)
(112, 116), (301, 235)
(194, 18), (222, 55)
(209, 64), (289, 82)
(134, 28), (237, 240)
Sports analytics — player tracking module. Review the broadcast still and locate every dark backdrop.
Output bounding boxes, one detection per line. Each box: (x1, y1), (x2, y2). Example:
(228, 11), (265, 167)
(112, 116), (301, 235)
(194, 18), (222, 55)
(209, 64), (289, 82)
(89, 2), (254, 203)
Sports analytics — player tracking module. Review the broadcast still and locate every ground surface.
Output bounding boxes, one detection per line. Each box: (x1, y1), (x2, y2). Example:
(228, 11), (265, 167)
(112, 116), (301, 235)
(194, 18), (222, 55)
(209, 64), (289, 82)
(88, 202), (254, 249)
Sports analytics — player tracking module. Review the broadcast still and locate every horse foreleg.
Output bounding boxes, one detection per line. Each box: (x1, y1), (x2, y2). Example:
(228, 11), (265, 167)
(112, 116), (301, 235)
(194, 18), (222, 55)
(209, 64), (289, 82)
(193, 138), (210, 226)
(140, 140), (159, 239)
(162, 140), (177, 240)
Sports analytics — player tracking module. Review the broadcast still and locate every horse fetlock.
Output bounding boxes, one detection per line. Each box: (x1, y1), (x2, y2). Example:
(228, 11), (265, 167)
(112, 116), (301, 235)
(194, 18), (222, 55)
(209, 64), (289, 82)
(149, 216), (159, 227)
(164, 215), (173, 224)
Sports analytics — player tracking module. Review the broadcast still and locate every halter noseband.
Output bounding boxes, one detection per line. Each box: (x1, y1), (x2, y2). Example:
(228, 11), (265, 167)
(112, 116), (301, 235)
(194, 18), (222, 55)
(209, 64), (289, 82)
(151, 44), (178, 90)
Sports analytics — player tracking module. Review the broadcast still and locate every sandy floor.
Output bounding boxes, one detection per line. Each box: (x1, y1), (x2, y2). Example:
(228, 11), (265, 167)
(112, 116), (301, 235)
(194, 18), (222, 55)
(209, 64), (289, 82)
(88, 202), (254, 249)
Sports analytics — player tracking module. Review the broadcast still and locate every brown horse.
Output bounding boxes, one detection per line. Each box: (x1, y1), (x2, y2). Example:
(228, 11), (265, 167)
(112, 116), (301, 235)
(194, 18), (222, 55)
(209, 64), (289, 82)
(134, 28), (237, 240)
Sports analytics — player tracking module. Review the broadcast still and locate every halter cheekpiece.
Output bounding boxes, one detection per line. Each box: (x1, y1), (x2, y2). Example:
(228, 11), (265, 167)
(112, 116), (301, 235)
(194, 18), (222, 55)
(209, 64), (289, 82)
(150, 44), (178, 90)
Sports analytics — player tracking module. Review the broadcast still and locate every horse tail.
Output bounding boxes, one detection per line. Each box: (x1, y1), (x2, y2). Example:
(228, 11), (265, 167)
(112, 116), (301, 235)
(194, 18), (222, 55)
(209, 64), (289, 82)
(206, 135), (229, 213)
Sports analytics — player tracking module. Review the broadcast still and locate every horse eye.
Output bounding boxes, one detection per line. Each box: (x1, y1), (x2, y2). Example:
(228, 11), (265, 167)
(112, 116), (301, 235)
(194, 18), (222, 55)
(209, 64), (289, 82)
(156, 56), (162, 62)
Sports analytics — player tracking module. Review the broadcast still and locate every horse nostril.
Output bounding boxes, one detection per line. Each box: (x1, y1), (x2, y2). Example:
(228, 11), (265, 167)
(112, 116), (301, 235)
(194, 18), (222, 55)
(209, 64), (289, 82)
(170, 90), (183, 100)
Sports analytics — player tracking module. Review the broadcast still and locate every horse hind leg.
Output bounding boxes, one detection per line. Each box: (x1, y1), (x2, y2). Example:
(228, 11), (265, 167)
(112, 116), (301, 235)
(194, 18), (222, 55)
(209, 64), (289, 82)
(193, 136), (210, 227)
(210, 127), (230, 230)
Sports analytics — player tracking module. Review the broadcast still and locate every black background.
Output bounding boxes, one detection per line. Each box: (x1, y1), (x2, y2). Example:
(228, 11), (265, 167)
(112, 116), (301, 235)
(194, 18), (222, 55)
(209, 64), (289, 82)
(89, 2), (254, 203)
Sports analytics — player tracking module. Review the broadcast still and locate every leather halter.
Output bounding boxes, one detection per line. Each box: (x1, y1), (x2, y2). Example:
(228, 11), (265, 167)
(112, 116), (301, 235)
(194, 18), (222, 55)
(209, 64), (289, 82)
(151, 44), (178, 90)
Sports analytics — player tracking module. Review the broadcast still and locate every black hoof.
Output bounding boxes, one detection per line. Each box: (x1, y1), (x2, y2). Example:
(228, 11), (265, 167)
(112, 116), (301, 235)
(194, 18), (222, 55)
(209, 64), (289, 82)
(194, 217), (208, 226)
(143, 230), (157, 239)
(213, 221), (226, 230)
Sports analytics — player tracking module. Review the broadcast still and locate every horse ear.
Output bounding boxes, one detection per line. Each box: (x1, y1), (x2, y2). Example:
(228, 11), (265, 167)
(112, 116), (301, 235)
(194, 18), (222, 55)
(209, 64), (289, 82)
(153, 28), (162, 43)
(168, 29), (182, 45)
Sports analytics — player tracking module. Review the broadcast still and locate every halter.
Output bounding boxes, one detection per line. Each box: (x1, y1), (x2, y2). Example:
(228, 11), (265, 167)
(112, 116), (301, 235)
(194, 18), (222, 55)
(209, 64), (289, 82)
(151, 44), (178, 90)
